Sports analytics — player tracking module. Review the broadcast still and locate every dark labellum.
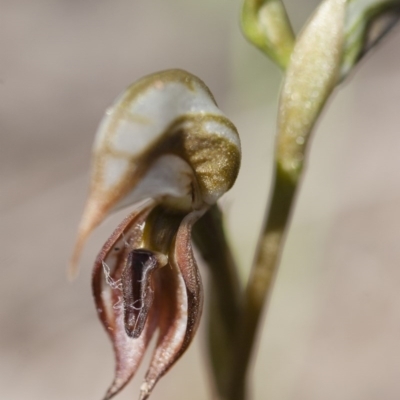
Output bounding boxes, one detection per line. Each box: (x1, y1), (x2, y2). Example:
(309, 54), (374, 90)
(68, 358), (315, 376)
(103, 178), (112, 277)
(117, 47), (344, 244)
(122, 249), (160, 338)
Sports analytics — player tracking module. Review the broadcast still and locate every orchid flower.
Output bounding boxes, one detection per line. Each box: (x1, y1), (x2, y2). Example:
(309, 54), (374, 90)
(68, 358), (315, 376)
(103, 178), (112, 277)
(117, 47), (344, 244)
(70, 69), (241, 400)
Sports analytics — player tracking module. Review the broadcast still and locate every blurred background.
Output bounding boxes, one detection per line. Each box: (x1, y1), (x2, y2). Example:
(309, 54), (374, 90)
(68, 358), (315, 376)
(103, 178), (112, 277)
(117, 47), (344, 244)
(1, 0), (400, 399)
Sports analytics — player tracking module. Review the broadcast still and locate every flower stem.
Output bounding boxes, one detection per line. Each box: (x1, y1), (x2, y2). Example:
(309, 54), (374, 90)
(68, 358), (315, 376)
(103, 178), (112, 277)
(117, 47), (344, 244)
(227, 165), (296, 400)
(192, 205), (242, 399)
(226, 1), (400, 399)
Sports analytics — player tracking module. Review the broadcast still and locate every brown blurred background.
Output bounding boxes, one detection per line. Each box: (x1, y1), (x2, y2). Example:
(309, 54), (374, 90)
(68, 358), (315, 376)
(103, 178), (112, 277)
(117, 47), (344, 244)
(1, 0), (400, 399)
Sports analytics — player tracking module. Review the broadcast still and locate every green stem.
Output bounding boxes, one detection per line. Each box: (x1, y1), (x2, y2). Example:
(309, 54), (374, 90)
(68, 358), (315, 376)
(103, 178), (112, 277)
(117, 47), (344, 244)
(228, 2), (400, 399)
(192, 204), (242, 399)
(228, 165), (297, 400)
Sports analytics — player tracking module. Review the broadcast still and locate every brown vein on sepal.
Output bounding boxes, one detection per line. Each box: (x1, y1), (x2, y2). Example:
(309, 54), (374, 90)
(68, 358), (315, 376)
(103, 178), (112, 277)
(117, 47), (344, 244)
(139, 211), (204, 400)
(139, 259), (187, 400)
(174, 211), (204, 352)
